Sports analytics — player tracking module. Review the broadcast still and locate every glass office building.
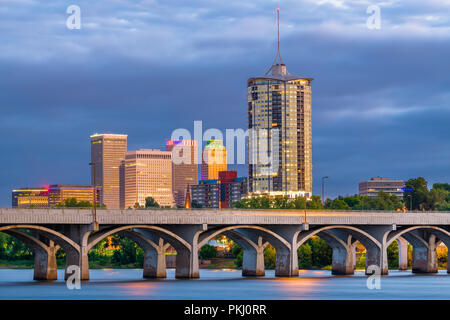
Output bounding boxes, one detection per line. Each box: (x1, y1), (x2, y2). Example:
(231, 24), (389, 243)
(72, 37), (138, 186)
(247, 29), (313, 198)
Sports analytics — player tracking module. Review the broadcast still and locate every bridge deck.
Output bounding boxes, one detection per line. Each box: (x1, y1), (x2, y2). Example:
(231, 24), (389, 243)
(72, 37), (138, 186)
(0, 209), (449, 225)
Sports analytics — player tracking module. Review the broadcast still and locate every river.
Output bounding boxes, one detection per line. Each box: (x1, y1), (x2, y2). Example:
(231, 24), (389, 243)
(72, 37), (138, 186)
(0, 269), (449, 300)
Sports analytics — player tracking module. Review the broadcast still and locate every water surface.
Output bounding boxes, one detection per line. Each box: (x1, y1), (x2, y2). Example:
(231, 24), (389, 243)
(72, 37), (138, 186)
(0, 269), (448, 300)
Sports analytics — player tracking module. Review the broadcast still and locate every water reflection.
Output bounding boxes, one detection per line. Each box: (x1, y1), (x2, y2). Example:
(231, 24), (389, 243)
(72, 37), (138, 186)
(0, 269), (448, 300)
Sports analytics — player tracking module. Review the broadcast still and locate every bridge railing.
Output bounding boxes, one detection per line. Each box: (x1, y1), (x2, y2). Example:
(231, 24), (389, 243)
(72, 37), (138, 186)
(1, 207), (449, 215)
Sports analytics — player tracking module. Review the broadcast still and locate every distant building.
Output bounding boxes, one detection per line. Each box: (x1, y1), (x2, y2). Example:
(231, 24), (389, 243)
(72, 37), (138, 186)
(358, 177), (405, 198)
(90, 133), (128, 209)
(191, 171), (247, 209)
(12, 188), (49, 208)
(48, 184), (99, 207)
(165, 139), (198, 207)
(201, 140), (227, 180)
(120, 149), (175, 208)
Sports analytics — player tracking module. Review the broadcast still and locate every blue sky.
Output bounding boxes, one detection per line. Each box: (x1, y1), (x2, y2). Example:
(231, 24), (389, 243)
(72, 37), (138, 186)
(1, 0), (450, 206)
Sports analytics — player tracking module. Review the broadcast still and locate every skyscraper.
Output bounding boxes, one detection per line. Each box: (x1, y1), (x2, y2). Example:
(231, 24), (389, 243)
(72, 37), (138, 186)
(90, 133), (128, 209)
(201, 140), (227, 180)
(120, 149), (175, 208)
(165, 139), (198, 207)
(247, 9), (313, 197)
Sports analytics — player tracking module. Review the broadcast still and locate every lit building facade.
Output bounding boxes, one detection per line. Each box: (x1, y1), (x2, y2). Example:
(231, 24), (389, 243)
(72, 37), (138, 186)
(191, 171), (247, 209)
(165, 139), (198, 207)
(247, 13), (313, 198)
(120, 149), (175, 208)
(201, 140), (227, 180)
(48, 184), (100, 207)
(12, 188), (49, 208)
(90, 133), (127, 209)
(359, 177), (405, 198)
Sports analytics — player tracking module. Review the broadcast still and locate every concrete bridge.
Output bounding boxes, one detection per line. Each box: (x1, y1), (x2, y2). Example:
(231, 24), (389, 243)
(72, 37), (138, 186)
(0, 208), (449, 281)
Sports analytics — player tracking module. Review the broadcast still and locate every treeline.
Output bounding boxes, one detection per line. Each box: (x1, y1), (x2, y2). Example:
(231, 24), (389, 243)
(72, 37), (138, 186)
(233, 177), (450, 211)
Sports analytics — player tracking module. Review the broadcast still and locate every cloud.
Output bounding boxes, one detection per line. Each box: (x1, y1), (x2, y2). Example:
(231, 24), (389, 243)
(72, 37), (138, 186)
(0, 0), (449, 205)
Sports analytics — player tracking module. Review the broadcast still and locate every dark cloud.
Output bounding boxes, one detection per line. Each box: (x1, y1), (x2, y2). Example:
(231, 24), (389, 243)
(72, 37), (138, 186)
(1, 0), (450, 205)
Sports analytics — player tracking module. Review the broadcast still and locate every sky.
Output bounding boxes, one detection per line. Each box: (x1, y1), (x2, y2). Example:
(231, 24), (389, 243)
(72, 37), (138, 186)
(1, 0), (450, 206)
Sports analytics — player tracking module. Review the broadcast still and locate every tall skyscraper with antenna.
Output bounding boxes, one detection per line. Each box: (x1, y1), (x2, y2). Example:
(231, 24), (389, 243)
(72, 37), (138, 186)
(247, 8), (313, 198)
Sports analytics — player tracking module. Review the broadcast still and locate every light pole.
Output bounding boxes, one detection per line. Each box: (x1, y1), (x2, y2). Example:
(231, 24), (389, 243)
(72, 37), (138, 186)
(407, 195), (412, 212)
(304, 196), (311, 224)
(89, 162), (99, 230)
(136, 170), (141, 209)
(321, 176), (329, 206)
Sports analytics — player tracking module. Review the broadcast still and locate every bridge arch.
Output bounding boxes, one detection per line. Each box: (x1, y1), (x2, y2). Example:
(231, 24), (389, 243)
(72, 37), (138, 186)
(197, 225), (290, 249)
(295, 225), (381, 250)
(86, 225), (191, 252)
(0, 225), (80, 253)
(386, 226), (450, 247)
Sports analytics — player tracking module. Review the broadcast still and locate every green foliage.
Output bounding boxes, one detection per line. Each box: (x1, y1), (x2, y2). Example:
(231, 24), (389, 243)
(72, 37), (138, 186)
(297, 243), (312, 269)
(63, 198), (92, 208)
(264, 245), (276, 269)
(232, 195), (324, 210)
(199, 244), (218, 260)
(387, 241), (399, 269)
(145, 197), (160, 208)
(111, 236), (144, 267)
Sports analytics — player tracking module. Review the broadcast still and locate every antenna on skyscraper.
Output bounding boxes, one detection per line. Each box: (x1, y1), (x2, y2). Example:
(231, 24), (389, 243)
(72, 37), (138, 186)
(265, 8), (286, 76)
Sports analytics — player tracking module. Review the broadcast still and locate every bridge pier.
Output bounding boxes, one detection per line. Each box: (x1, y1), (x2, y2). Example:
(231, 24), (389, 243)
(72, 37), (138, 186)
(331, 246), (354, 275)
(163, 225), (206, 279)
(222, 231), (267, 277)
(242, 237), (266, 277)
(359, 226), (395, 275)
(397, 237), (408, 271)
(123, 230), (168, 278)
(411, 234), (438, 274)
(63, 225), (92, 280)
(33, 241), (58, 281)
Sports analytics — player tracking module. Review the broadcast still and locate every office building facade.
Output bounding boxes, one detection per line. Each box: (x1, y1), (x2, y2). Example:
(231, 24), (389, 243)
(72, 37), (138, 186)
(90, 133), (127, 209)
(201, 140), (227, 180)
(165, 139), (198, 207)
(191, 171), (247, 209)
(120, 149), (175, 208)
(359, 177), (405, 198)
(12, 188), (49, 208)
(48, 184), (99, 207)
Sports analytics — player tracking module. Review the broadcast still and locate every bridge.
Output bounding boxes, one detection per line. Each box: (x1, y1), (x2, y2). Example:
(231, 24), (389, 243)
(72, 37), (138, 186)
(0, 208), (449, 281)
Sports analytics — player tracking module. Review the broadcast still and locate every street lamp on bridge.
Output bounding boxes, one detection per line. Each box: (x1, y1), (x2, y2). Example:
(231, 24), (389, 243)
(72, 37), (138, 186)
(321, 176), (329, 207)
(89, 162), (99, 231)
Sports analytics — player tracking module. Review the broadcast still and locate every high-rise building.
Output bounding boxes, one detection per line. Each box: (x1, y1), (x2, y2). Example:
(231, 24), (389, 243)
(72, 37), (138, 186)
(48, 184), (100, 207)
(12, 188), (49, 208)
(191, 171), (247, 209)
(201, 140), (227, 180)
(90, 133), (127, 209)
(120, 149), (175, 208)
(359, 177), (405, 198)
(247, 9), (313, 198)
(165, 139), (198, 207)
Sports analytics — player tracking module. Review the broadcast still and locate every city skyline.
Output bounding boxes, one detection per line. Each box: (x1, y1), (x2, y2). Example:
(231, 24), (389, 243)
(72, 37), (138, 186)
(1, 1), (450, 206)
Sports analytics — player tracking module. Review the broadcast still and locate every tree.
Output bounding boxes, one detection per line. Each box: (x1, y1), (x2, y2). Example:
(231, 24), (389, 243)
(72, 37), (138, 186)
(264, 245), (276, 269)
(145, 197), (159, 208)
(63, 198), (92, 208)
(298, 243), (312, 269)
(404, 177), (429, 210)
(199, 244), (218, 260)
